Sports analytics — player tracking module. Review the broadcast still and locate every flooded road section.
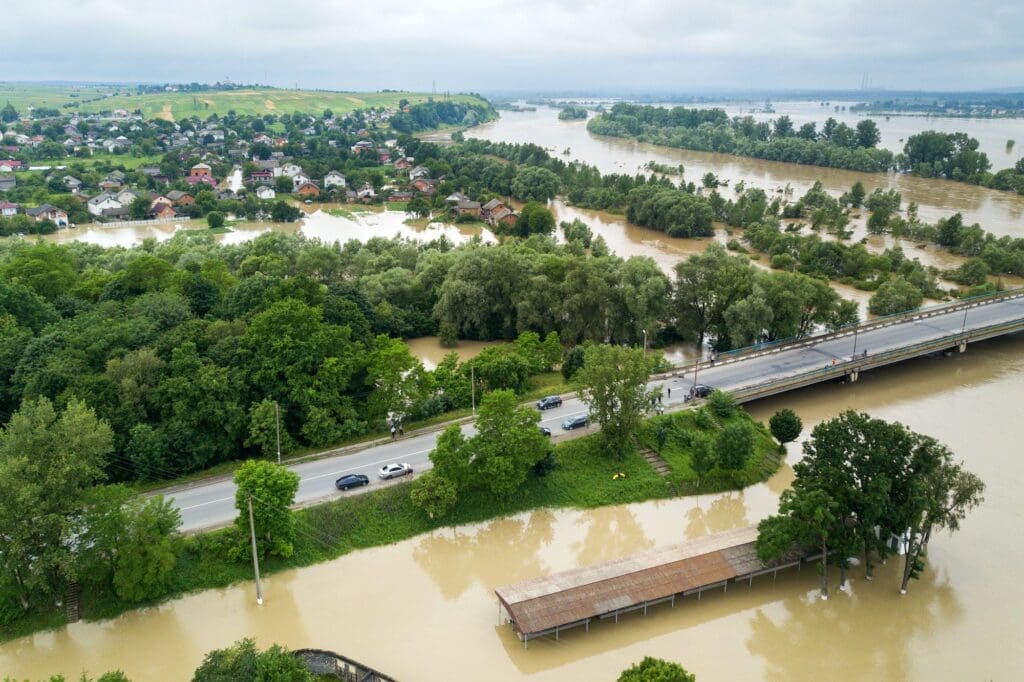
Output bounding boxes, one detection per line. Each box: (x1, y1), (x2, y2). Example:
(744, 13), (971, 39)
(469, 107), (1024, 238)
(3, 332), (1022, 681)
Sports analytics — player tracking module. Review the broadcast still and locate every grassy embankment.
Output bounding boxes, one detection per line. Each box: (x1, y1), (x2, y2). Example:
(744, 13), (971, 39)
(0, 407), (781, 643)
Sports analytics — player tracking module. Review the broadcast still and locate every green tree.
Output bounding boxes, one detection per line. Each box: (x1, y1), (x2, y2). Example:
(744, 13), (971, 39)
(246, 399), (290, 459)
(618, 656), (696, 682)
(574, 345), (651, 459)
(0, 242), (77, 301)
(869, 277), (923, 315)
(274, 175), (293, 194)
(689, 434), (716, 487)
(769, 408), (802, 445)
(855, 120), (881, 148)
(206, 211), (225, 229)
(706, 390), (736, 419)
(674, 246), (754, 345)
(410, 471), (458, 519)
(758, 487), (840, 599)
(0, 398), (113, 609)
(233, 460), (301, 559)
(1, 103), (19, 122)
(129, 196), (150, 220)
(470, 389), (550, 497)
(714, 421), (755, 470)
(192, 638), (313, 682)
(515, 201), (556, 237)
(510, 166), (560, 202)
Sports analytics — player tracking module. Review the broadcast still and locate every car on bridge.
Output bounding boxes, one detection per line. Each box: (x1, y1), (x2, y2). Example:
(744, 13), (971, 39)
(378, 462), (414, 480)
(562, 415), (588, 430)
(690, 384), (713, 399)
(335, 473), (370, 491)
(536, 395), (563, 410)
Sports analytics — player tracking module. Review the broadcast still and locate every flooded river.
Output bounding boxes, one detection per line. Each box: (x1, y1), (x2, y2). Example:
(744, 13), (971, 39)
(470, 106), (1024, 238)
(2, 332), (1023, 680)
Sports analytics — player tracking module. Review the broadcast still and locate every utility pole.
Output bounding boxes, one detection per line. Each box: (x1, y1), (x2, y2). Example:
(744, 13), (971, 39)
(642, 329), (647, 357)
(852, 327), (858, 358)
(470, 365), (476, 416)
(247, 496), (263, 605)
(274, 401), (281, 465)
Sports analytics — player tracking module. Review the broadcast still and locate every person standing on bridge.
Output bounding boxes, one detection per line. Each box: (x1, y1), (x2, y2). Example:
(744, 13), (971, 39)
(667, 387), (671, 398)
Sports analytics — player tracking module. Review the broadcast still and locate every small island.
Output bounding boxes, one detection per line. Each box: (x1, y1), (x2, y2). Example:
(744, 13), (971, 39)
(558, 104), (589, 120)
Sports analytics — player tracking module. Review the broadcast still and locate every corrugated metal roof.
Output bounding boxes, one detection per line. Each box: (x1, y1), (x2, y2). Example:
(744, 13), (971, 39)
(496, 526), (784, 637)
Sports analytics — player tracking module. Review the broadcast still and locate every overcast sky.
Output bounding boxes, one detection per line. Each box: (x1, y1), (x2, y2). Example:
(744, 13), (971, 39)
(4, 0), (1022, 93)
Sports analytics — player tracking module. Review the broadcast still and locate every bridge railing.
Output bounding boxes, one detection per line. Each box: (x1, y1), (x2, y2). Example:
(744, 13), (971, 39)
(727, 315), (1024, 403)
(657, 286), (1024, 379)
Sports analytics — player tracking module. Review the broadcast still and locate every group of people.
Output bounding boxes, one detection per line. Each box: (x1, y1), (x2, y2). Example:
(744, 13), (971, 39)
(390, 421), (404, 439)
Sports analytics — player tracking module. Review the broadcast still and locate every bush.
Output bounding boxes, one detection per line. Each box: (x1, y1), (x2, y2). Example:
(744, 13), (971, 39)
(769, 408), (802, 444)
(531, 448), (558, 477)
(205, 211), (225, 229)
(707, 390), (737, 418)
(619, 656), (696, 682)
(869, 277), (924, 315)
(439, 321), (458, 347)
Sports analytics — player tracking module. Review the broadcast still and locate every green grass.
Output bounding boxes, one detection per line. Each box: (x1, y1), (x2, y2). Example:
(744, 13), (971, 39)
(27, 153), (163, 171)
(0, 409), (783, 643)
(385, 201), (408, 211)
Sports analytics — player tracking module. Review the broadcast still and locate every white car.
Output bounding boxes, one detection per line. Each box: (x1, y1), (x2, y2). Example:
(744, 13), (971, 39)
(378, 462), (414, 480)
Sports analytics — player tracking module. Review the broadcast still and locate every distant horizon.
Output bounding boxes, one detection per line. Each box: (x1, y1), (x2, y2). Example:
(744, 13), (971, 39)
(4, 80), (1024, 100)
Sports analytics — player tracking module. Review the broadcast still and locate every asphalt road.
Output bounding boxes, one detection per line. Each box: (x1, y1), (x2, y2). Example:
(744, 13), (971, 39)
(169, 296), (1024, 531)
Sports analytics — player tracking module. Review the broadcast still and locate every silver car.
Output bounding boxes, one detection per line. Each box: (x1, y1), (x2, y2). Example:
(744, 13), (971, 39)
(378, 462), (413, 480)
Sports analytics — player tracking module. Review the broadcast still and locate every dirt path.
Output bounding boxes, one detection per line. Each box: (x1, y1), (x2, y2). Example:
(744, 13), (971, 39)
(156, 104), (174, 122)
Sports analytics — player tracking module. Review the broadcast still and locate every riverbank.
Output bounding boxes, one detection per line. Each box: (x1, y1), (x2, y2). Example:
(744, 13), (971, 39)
(0, 409), (781, 644)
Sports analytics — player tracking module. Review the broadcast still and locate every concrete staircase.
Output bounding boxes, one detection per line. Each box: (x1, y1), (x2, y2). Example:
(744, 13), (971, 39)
(66, 581), (80, 623)
(637, 445), (672, 477)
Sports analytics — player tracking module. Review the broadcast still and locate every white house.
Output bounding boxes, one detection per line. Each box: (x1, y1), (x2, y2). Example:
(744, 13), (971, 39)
(357, 183), (376, 200)
(408, 165), (430, 180)
(116, 189), (140, 206)
(324, 171), (346, 189)
(87, 193), (122, 216)
(0, 200), (18, 218)
(256, 186), (276, 200)
(291, 172), (311, 191)
(281, 163), (303, 178)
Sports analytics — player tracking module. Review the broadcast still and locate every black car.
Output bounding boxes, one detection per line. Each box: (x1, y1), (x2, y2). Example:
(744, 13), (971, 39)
(692, 384), (713, 399)
(335, 473), (370, 491)
(536, 395), (563, 410)
(539, 426), (552, 437)
(562, 415), (588, 430)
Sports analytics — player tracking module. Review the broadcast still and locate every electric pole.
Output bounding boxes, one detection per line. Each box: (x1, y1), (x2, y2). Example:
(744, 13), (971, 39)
(471, 365), (476, 416)
(274, 401), (281, 465)
(247, 496), (263, 605)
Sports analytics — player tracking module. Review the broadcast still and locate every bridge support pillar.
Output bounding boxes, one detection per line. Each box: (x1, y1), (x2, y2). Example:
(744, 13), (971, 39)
(849, 371), (859, 383)
(958, 341), (967, 353)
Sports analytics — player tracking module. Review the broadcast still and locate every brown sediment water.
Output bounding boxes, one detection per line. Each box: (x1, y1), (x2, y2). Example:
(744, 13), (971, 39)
(404, 336), (504, 370)
(2, 332), (1022, 681)
(470, 106), (1024, 238)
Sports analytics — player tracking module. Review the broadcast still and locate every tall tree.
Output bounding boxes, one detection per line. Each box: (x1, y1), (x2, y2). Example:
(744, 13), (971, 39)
(574, 345), (652, 459)
(0, 398), (113, 609)
(233, 460), (301, 559)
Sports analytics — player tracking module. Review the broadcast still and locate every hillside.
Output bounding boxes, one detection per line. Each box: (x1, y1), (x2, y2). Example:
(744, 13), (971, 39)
(0, 83), (487, 121)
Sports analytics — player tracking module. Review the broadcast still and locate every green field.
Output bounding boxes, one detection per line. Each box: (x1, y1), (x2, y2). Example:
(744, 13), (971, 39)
(0, 83), (486, 121)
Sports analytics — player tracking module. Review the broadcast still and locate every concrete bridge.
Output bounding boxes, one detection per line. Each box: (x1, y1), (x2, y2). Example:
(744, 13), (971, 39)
(670, 287), (1024, 402)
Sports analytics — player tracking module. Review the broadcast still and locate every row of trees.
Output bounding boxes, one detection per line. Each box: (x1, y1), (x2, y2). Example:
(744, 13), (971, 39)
(588, 103), (893, 173)
(756, 412), (984, 597)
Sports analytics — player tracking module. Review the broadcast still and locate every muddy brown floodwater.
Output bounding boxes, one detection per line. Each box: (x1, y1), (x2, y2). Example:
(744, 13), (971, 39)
(470, 107), (1024, 237)
(2, 332), (1023, 681)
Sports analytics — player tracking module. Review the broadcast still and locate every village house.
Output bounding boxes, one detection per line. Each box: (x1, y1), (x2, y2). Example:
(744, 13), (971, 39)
(411, 177), (440, 195)
(87, 193), (122, 216)
(0, 200), (18, 218)
(490, 206), (518, 228)
(446, 191), (469, 205)
(295, 181), (320, 198)
(378, 151), (392, 163)
(101, 206), (131, 220)
(149, 203), (176, 219)
(291, 172), (312, 191)
(281, 162), (303, 178)
(189, 163), (213, 178)
(150, 196), (174, 211)
(0, 160), (24, 173)
(166, 190), (194, 207)
(255, 186), (276, 200)
(324, 170), (346, 189)
(357, 183), (376, 201)
(186, 174), (217, 188)
(408, 165), (430, 180)
(250, 169), (275, 185)
(63, 176), (83, 193)
(455, 200), (482, 218)
(351, 139), (374, 154)
(394, 157), (413, 170)
(387, 191), (414, 202)
(0, 175), (15, 192)
(26, 204), (69, 227)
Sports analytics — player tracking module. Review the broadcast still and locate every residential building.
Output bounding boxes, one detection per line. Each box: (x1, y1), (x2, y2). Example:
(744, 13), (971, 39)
(255, 186), (276, 200)
(250, 169), (274, 185)
(26, 204), (69, 226)
(166, 190), (194, 206)
(455, 200), (482, 218)
(411, 177), (440, 195)
(324, 171), (346, 189)
(87, 193), (122, 216)
(295, 181), (320, 198)
(0, 175), (15, 192)
(0, 200), (18, 218)
(189, 163), (212, 178)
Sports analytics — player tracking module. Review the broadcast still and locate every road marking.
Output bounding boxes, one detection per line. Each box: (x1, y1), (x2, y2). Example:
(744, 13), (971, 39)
(297, 448), (434, 484)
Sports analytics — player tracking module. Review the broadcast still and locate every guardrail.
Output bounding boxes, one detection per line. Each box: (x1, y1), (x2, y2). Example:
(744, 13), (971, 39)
(725, 315), (1024, 404)
(656, 287), (1024, 379)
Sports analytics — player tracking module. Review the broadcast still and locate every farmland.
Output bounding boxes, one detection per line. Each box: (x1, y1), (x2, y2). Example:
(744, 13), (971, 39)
(0, 82), (486, 120)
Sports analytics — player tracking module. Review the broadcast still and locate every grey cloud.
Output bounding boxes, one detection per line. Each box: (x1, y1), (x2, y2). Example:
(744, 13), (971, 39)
(1, 0), (1021, 91)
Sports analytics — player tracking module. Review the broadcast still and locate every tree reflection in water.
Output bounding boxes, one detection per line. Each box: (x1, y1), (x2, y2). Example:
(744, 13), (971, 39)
(745, 564), (963, 682)
(685, 493), (750, 539)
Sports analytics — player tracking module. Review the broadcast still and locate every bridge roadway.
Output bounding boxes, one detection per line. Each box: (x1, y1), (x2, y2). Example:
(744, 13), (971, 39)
(167, 293), (1024, 532)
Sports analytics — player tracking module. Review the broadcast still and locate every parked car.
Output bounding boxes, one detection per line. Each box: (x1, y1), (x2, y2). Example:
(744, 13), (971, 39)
(536, 395), (563, 410)
(691, 384), (713, 399)
(335, 473), (370, 491)
(378, 462), (413, 480)
(561, 415), (588, 430)
(539, 426), (552, 437)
